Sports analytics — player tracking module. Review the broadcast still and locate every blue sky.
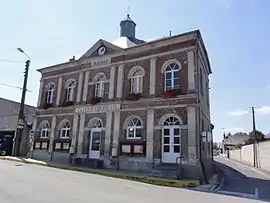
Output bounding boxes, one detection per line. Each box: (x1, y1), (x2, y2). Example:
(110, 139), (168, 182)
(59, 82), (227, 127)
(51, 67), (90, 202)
(1, 0), (270, 141)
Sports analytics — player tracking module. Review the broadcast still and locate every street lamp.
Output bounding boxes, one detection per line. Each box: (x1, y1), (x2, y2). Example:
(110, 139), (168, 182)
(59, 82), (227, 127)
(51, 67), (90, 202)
(17, 48), (31, 60)
(13, 48), (31, 156)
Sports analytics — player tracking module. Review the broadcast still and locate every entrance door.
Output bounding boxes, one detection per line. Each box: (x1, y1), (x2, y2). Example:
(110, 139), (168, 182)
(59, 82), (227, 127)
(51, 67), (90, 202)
(162, 127), (181, 163)
(89, 129), (101, 159)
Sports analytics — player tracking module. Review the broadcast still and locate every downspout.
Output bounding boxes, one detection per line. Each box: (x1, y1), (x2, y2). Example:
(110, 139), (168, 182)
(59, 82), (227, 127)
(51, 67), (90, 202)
(195, 39), (207, 184)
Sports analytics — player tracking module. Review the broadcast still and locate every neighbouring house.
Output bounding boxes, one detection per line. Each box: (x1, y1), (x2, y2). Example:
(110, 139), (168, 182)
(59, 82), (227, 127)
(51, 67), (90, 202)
(32, 14), (213, 180)
(0, 97), (36, 154)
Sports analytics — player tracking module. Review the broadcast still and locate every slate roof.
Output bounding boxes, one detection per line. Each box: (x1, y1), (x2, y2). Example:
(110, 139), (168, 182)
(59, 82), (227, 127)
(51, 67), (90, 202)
(112, 36), (145, 48)
(0, 97), (36, 131)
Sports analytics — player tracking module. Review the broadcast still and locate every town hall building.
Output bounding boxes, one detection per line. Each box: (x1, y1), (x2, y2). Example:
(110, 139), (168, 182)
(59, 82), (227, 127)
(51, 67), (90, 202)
(32, 14), (213, 180)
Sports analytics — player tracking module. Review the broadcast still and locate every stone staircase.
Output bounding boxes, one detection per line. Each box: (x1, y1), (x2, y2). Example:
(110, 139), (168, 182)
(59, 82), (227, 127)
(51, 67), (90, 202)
(149, 163), (179, 180)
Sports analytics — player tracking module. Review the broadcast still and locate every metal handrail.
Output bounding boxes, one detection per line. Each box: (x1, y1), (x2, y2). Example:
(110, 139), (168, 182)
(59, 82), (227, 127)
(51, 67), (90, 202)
(176, 156), (183, 179)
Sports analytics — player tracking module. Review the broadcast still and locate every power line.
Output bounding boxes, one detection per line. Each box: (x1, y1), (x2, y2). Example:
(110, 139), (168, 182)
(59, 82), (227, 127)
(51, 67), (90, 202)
(0, 59), (24, 63)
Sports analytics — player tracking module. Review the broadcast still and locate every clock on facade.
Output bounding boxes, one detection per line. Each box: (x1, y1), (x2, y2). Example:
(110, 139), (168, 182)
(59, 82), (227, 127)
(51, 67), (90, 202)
(97, 45), (107, 56)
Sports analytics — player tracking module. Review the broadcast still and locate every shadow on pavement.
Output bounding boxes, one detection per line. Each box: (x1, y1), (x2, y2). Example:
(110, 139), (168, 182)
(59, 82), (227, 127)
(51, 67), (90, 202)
(190, 160), (270, 202)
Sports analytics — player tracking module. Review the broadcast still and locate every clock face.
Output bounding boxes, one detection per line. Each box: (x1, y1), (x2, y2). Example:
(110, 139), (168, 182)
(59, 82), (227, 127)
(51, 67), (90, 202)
(97, 46), (107, 56)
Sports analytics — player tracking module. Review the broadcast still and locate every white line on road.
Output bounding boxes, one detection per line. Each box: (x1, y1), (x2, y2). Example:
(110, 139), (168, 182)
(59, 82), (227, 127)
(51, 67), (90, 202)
(218, 188), (259, 199)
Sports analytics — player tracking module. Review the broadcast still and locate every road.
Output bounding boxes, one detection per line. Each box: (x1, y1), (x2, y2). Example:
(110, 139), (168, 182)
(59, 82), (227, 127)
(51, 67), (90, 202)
(0, 160), (264, 203)
(215, 156), (270, 201)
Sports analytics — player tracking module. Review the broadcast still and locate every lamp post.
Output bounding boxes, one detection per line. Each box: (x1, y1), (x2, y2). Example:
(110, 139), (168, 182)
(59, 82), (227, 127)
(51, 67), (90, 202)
(13, 48), (31, 156)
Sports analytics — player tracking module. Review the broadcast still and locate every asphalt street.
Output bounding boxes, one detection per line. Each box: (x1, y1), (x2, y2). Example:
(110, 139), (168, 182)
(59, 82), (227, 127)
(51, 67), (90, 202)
(215, 156), (270, 201)
(0, 160), (266, 203)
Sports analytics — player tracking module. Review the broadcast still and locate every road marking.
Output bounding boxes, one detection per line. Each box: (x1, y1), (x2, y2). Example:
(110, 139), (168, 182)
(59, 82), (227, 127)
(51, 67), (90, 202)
(217, 188), (259, 199)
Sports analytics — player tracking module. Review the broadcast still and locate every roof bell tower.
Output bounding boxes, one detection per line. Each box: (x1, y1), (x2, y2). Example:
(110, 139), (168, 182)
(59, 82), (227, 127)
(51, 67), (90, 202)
(120, 14), (136, 38)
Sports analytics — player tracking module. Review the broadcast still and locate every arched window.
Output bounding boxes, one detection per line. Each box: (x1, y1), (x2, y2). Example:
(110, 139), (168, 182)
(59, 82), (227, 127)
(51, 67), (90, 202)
(95, 75), (105, 98)
(40, 121), (50, 138)
(60, 121), (71, 139)
(164, 63), (180, 91)
(90, 119), (103, 128)
(126, 118), (143, 139)
(47, 84), (55, 104)
(163, 117), (181, 126)
(66, 81), (76, 102)
(131, 69), (143, 94)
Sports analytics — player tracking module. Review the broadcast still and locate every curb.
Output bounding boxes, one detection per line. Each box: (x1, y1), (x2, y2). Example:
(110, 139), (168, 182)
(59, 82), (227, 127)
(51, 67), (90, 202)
(0, 157), (200, 188)
(211, 162), (224, 192)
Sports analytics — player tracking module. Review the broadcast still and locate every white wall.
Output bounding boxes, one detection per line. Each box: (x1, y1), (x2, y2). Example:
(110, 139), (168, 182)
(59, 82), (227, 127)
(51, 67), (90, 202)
(229, 140), (270, 171)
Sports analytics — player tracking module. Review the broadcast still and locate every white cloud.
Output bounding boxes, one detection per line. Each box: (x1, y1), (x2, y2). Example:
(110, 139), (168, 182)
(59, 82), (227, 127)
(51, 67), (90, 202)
(228, 109), (248, 116)
(255, 106), (270, 115)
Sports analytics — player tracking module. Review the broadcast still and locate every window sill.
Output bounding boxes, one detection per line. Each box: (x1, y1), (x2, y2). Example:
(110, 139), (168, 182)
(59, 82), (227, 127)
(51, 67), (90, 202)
(126, 137), (142, 140)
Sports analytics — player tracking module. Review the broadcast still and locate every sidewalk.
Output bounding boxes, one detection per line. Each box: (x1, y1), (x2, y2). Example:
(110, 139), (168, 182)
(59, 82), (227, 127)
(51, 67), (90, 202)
(0, 156), (200, 188)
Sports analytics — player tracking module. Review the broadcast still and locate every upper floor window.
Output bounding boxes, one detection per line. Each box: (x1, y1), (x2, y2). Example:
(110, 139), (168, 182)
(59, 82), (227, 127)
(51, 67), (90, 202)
(60, 121), (71, 139)
(164, 62), (180, 91)
(47, 84), (55, 104)
(95, 75), (105, 98)
(128, 66), (145, 94)
(66, 80), (76, 102)
(126, 117), (143, 139)
(40, 121), (50, 139)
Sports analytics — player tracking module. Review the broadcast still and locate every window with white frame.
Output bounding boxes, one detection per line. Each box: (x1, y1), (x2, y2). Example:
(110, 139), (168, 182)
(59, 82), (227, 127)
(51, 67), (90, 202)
(47, 85), (55, 104)
(126, 118), (143, 139)
(131, 70), (143, 94)
(60, 121), (71, 139)
(95, 75), (105, 98)
(66, 81), (76, 102)
(40, 122), (50, 138)
(164, 63), (180, 91)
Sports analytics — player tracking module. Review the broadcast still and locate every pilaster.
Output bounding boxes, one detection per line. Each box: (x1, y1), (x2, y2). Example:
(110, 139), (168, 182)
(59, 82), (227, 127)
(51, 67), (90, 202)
(76, 72), (84, 103)
(48, 116), (56, 153)
(109, 66), (116, 99)
(37, 79), (43, 107)
(77, 114), (85, 156)
(104, 111), (112, 159)
(56, 77), (63, 106)
(112, 110), (120, 156)
(188, 51), (195, 91)
(82, 71), (90, 102)
(187, 106), (197, 164)
(116, 64), (124, 98)
(149, 58), (157, 95)
(146, 110), (154, 162)
(70, 114), (79, 154)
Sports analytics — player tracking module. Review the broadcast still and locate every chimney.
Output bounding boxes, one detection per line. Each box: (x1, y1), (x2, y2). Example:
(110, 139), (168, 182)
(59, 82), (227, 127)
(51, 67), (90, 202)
(69, 56), (75, 62)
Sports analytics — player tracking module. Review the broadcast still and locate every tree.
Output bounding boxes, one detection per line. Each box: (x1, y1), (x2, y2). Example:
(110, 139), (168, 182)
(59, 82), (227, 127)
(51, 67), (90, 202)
(213, 142), (219, 149)
(248, 130), (266, 142)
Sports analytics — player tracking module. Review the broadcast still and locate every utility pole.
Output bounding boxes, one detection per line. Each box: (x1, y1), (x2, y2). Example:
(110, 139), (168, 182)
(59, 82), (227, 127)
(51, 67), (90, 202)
(251, 106), (258, 168)
(13, 48), (31, 156)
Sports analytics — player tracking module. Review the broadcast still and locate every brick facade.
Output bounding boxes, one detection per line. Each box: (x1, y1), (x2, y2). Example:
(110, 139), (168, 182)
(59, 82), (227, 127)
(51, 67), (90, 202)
(33, 29), (212, 177)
